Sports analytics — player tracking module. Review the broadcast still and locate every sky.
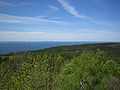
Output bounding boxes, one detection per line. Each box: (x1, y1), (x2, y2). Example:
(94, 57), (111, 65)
(0, 0), (120, 41)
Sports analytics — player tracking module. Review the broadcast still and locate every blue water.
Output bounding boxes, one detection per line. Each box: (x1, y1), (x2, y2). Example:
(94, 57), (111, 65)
(0, 41), (116, 54)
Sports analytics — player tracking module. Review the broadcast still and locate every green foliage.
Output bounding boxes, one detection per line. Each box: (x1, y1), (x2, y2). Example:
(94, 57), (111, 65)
(58, 50), (120, 90)
(0, 54), (68, 90)
(0, 43), (120, 90)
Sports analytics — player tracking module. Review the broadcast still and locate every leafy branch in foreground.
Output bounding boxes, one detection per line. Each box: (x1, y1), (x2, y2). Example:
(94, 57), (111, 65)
(58, 50), (120, 90)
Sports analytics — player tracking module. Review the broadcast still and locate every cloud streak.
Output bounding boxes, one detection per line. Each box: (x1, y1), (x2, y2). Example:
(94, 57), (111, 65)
(0, 31), (119, 41)
(93, 21), (114, 26)
(0, 1), (36, 7)
(47, 5), (59, 11)
(0, 14), (71, 25)
(57, 0), (87, 19)
(0, 1), (16, 6)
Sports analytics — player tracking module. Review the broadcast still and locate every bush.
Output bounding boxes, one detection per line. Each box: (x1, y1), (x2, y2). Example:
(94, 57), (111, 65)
(58, 50), (120, 90)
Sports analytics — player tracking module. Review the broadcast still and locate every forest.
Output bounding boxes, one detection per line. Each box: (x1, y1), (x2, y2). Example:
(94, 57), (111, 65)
(0, 43), (120, 90)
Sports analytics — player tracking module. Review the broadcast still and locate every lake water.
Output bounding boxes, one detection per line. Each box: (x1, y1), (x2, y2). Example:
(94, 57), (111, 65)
(0, 41), (116, 54)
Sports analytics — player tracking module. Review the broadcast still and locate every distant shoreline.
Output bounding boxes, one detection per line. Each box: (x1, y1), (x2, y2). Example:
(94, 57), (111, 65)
(1, 42), (120, 56)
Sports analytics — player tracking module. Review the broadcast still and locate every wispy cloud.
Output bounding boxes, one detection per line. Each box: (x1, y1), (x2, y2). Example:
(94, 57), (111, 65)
(50, 17), (63, 19)
(58, 0), (111, 23)
(0, 1), (16, 6)
(47, 5), (59, 11)
(92, 20), (120, 27)
(0, 1), (36, 7)
(57, 0), (87, 19)
(0, 30), (120, 41)
(0, 14), (71, 25)
(93, 21), (113, 26)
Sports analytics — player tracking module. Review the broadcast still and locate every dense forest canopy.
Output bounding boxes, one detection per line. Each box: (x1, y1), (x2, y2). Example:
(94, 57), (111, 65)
(0, 43), (120, 90)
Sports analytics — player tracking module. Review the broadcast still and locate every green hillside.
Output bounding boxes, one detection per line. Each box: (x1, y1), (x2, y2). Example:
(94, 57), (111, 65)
(0, 43), (120, 90)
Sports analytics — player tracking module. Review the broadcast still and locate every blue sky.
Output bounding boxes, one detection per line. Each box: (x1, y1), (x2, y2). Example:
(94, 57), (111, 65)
(0, 0), (120, 41)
